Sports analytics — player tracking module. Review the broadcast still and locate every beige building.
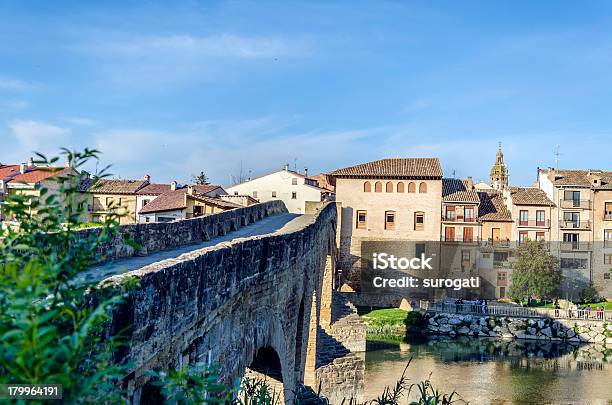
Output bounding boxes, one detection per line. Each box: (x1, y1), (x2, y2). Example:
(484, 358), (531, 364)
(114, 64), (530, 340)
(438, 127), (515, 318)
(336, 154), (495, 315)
(503, 187), (555, 244)
(88, 177), (149, 225)
(538, 168), (612, 299)
(329, 158), (443, 289)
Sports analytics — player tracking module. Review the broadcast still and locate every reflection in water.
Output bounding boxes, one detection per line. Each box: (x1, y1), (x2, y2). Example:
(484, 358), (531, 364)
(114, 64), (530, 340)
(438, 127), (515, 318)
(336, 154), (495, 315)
(364, 337), (612, 405)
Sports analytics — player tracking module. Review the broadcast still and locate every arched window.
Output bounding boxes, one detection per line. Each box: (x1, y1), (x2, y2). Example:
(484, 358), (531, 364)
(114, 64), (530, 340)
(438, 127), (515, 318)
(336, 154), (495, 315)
(419, 182), (427, 193)
(363, 181), (371, 192)
(374, 181), (383, 192)
(386, 182), (393, 193)
(408, 182), (416, 193)
(397, 182), (405, 193)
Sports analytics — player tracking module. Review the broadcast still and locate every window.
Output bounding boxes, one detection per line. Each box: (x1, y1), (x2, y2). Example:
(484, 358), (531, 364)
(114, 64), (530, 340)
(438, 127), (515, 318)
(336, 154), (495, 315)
(234, 191), (238, 195)
(463, 227), (473, 242)
(494, 251), (508, 262)
(605, 229), (612, 247)
(408, 182), (416, 193)
(415, 243), (425, 257)
(492, 228), (501, 241)
(536, 210), (545, 226)
(145, 217), (150, 223)
(253, 191), (258, 198)
(105, 197), (112, 207)
(414, 212), (424, 230)
(604, 254), (612, 265)
(519, 230), (528, 244)
(462, 250), (470, 262)
(142, 199), (149, 206)
(292, 192), (297, 199)
(386, 182), (393, 193)
(419, 182), (427, 193)
(605, 273), (611, 280)
(563, 211), (579, 228)
(563, 233), (579, 249)
(397, 182), (405, 193)
(605, 202), (612, 219)
(564, 190), (581, 206)
(445, 227), (455, 241)
(519, 210), (528, 226)
(292, 178), (298, 185)
(445, 206), (456, 221)
(385, 211), (396, 230)
(375, 181), (383, 192)
(560, 258), (588, 269)
(536, 231), (545, 242)
(464, 207), (474, 222)
(118, 198), (122, 206)
(356, 210), (367, 229)
(364, 182), (371, 192)
(272, 191), (277, 197)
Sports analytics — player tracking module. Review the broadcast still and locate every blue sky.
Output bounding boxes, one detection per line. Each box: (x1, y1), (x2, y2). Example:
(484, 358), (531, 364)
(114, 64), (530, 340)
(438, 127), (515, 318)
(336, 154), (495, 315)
(0, 0), (611, 186)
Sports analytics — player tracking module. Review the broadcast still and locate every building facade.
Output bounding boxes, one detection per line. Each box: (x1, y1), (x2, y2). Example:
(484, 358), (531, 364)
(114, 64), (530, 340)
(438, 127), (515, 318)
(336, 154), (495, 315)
(226, 165), (328, 214)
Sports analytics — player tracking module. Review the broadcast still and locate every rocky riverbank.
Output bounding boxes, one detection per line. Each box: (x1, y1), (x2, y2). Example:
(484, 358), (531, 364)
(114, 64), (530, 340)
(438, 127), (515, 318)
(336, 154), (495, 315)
(425, 312), (612, 346)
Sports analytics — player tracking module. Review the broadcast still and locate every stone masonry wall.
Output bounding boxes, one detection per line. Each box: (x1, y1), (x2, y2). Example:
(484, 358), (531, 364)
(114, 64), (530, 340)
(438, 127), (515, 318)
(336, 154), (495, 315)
(79, 200), (287, 264)
(425, 312), (612, 346)
(102, 202), (338, 404)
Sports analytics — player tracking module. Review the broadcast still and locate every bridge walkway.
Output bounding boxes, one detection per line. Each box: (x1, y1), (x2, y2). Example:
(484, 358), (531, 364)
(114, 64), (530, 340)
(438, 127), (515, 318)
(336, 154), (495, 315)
(77, 212), (313, 284)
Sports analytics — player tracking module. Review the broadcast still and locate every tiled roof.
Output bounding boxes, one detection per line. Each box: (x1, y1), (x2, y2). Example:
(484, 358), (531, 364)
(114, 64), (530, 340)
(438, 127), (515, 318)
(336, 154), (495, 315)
(329, 158), (442, 179)
(442, 178), (479, 203)
(88, 179), (149, 194)
(509, 187), (555, 206)
(193, 184), (223, 195)
(0, 165), (20, 181)
(139, 189), (241, 214)
(308, 173), (335, 192)
(137, 183), (173, 195)
(478, 192), (512, 222)
(548, 169), (612, 187)
(9, 166), (71, 184)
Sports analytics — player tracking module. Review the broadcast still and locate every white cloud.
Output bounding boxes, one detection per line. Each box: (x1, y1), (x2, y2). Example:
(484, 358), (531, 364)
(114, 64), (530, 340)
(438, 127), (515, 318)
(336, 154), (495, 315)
(6, 120), (71, 160)
(0, 76), (33, 91)
(62, 117), (98, 126)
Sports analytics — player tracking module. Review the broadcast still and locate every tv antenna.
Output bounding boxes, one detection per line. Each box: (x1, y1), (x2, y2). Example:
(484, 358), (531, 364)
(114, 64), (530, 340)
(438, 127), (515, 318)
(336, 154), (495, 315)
(554, 145), (561, 169)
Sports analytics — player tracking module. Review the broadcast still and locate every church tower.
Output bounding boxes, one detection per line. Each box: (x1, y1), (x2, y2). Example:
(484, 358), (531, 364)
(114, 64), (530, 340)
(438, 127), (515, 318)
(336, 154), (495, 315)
(490, 142), (509, 190)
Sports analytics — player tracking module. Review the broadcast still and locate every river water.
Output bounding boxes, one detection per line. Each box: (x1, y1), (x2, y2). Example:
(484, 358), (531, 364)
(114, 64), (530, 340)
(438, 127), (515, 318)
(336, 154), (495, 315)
(363, 337), (612, 405)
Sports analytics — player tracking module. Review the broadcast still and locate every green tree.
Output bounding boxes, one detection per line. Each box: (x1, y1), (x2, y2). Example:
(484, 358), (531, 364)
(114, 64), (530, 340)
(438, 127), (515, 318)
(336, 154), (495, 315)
(192, 171), (210, 185)
(508, 240), (560, 302)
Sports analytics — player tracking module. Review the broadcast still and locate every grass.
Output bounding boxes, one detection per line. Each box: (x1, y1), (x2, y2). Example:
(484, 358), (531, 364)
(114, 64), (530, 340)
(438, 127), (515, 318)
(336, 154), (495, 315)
(358, 307), (409, 327)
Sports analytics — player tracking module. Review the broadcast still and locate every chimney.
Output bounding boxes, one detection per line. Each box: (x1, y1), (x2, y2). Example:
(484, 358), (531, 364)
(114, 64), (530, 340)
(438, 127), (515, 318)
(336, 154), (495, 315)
(283, 163), (289, 171)
(143, 174), (151, 182)
(466, 176), (474, 190)
(187, 185), (194, 195)
(304, 167), (309, 177)
(66, 155), (72, 168)
(547, 168), (556, 182)
(19, 163), (26, 174)
(170, 181), (177, 191)
(27, 157), (34, 167)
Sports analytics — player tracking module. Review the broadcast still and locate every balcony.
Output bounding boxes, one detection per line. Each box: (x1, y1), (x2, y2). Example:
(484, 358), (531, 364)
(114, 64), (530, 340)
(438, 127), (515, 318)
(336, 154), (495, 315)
(559, 220), (591, 230)
(560, 241), (593, 251)
(517, 219), (550, 228)
(442, 236), (481, 244)
(604, 212), (612, 221)
(560, 199), (591, 209)
(484, 239), (512, 248)
(442, 215), (477, 223)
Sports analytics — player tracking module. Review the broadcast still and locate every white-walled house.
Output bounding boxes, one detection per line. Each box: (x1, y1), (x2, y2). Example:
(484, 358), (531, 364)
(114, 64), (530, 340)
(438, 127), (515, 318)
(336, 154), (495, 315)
(225, 166), (329, 214)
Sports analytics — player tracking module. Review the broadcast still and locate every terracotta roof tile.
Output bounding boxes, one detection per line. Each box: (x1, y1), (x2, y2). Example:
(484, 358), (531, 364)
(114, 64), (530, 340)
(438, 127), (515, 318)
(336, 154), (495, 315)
(478, 192), (512, 222)
(139, 188), (241, 214)
(329, 158), (442, 179)
(509, 187), (555, 206)
(9, 166), (71, 184)
(308, 173), (335, 192)
(137, 183), (173, 195)
(549, 169), (612, 187)
(192, 184), (223, 195)
(442, 178), (479, 203)
(0, 165), (20, 182)
(89, 179), (149, 194)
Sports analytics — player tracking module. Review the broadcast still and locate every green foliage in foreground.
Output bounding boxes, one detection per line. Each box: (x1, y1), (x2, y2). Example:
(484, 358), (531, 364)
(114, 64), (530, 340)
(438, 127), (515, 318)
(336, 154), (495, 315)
(509, 240), (560, 302)
(0, 149), (134, 402)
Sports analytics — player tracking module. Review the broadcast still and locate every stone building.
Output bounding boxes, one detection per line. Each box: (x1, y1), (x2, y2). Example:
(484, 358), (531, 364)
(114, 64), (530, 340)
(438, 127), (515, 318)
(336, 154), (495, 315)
(88, 177), (150, 225)
(490, 143), (509, 190)
(538, 168), (612, 299)
(329, 157), (443, 290)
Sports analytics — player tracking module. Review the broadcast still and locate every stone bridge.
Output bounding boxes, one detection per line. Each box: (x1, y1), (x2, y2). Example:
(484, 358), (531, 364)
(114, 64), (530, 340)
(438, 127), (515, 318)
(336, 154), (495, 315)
(83, 200), (365, 404)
